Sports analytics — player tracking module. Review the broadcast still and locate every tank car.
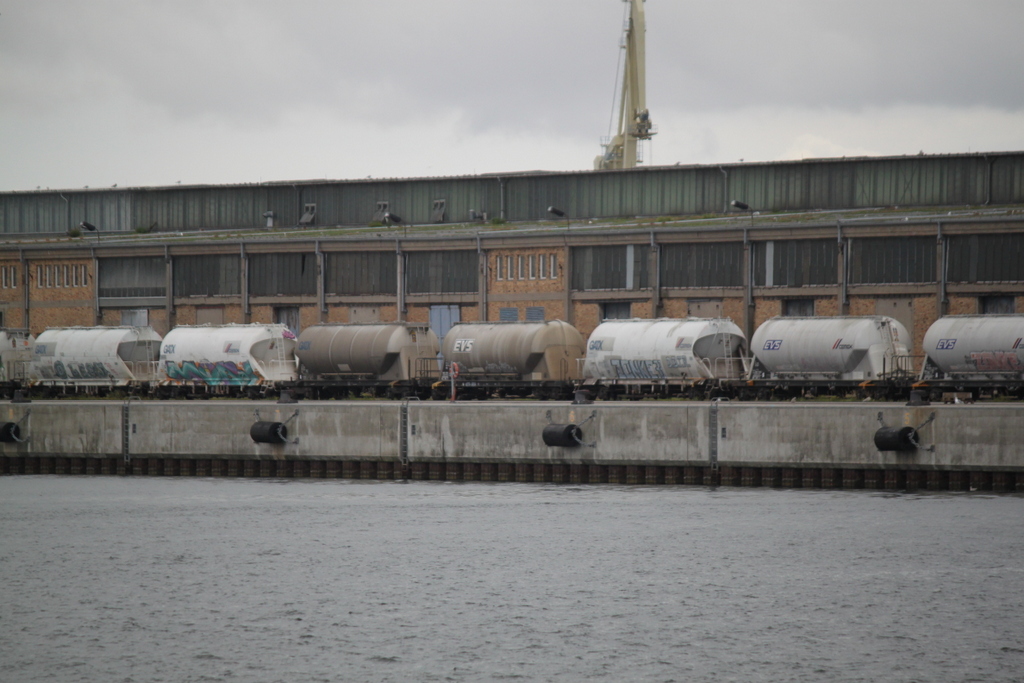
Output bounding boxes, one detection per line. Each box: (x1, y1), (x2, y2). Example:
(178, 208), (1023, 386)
(160, 323), (297, 395)
(918, 315), (1024, 395)
(582, 318), (749, 398)
(294, 322), (439, 398)
(0, 329), (33, 387)
(748, 316), (911, 395)
(28, 326), (163, 393)
(439, 320), (585, 399)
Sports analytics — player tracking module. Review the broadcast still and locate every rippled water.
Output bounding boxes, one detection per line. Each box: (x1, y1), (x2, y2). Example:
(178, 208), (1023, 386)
(1, 477), (1022, 683)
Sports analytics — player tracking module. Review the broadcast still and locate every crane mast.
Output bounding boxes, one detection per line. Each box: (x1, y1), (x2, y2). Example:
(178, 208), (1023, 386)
(595, 0), (655, 170)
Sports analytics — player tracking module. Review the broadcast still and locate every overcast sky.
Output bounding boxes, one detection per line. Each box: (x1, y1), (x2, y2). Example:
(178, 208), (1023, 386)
(2, 0), (1023, 192)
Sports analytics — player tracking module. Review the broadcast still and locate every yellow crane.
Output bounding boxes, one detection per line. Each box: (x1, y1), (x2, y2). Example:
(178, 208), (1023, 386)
(595, 0), (655, 170)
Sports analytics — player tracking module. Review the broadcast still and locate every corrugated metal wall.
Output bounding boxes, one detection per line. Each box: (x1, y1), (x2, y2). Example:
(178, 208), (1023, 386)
(405, 251), (477, 294)
(98, 257), (166, 297)
(947, 233), (1024, 283)
(248, 253), (317, 296)
(753, 239), (838, 287)
(4, 153), (1022, 235)
(849, 237), (936, 284)
(325, 252), (396, 295)
(174, 255), (241, 297)
(661, 242), (744, 288)
(572, 245), (649, 291)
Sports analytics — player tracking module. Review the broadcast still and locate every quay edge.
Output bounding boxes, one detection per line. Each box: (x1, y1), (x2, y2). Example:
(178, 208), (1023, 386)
(1, 400), (1022, 492)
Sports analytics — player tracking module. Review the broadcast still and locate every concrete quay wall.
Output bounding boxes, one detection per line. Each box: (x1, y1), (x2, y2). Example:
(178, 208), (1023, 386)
(1, 400), (1022, 489)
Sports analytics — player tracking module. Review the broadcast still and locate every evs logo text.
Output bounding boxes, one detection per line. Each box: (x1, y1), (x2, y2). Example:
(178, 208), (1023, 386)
(763, 340), (782, 350)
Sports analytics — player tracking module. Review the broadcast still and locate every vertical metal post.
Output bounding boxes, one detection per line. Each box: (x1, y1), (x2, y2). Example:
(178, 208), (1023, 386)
(122, 401), (131, 464)
(240, 242), (249, 322)
(937, 222), (948, 317)
(315, 239), (326, 320)
(399, 400), (410, 467)
(649, 232), (660, 317)
(708, 400), (720, 471)
(92, 247), (100, 325)
(477, 234), (488, 321)
(396, 241), (405, 321)
(164, 245), (174, 329)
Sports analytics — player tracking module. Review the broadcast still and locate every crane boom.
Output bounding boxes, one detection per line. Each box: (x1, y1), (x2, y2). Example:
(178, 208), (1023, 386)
(595, 0), (655, 170)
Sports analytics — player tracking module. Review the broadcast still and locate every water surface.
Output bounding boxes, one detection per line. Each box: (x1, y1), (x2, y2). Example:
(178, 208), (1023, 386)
(1, 477), (1022, 682)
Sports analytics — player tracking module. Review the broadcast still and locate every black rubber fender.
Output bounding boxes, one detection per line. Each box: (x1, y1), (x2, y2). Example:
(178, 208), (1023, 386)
(0, 422), (21, 443)
(873, 426), (917, 452)
(250, 421), (288, 444)
(542, 423), (582, 448)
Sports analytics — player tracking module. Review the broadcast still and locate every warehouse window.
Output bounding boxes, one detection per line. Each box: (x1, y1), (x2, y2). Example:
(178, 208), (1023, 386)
(1, 267), (6, 289)
(506, 256), (513, 280)
(529, 255), (536, 279)
(550, 255), (558, 280)
(539, 255), (547, 279)
(10, 266), (17, 289)
(495, 256), (503, 281)
(782, 299), (815, 317)
(72, 266), (79, 287)
(121, 309), (149, 327)
(45, 266), (52, 288)
(499, 307), (519, 321)
(525, 306), (545, 322)
(600, 302), (632, 320)
(63, 265), (69, 288)
(517, 256), (524, 280)
(980, 296), (1015, 314)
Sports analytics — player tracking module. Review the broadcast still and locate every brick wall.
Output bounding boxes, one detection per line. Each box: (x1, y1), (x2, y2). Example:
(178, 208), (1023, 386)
(489, 248), (566, 295)
(488, 300), (567, 323)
